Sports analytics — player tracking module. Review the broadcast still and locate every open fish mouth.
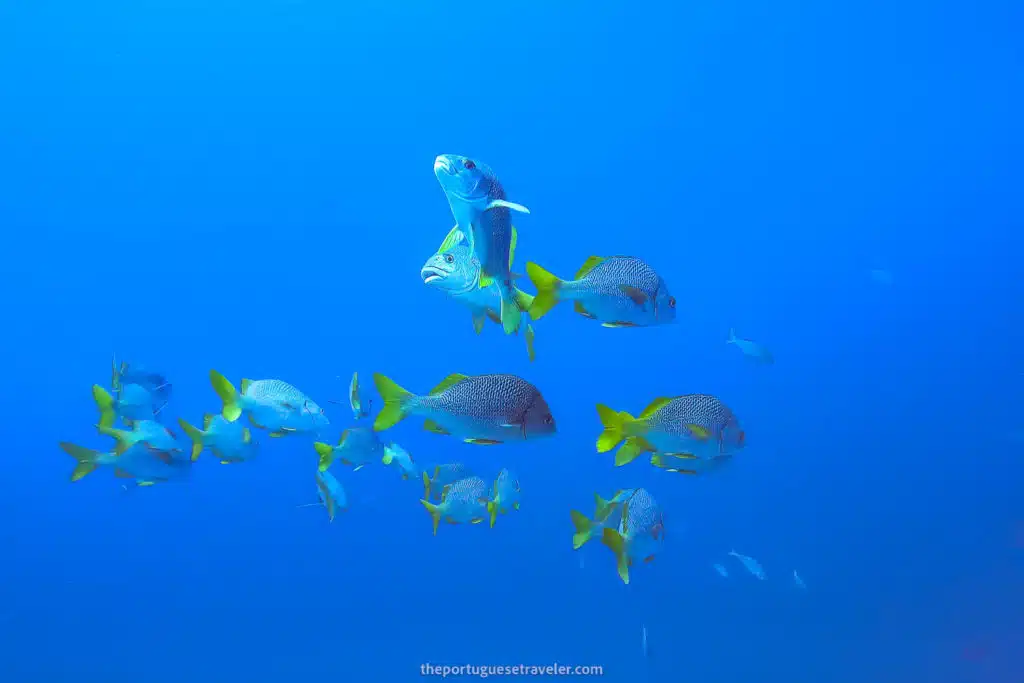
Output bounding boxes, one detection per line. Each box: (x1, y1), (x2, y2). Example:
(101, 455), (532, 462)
(433, 155), (453, 175)
(420, 266), (447, 284)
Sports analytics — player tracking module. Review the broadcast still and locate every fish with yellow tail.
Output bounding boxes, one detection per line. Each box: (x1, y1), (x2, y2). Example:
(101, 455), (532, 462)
(569, 489), (636, 549)
(595, 394), (745, 467)
(91, 383), (166, 429)
(177, 414), (258, 464)
(601, 488), (665, 585)
(421, 226), (538, 361)
(59, 440), (188, 486)
(96, 419), (182, 457)
(372, 372), (556, 445)
(433, 154), (531, 335)
(209, 370), (329, 436)
(381, 442), (418, 480)
(485, 468), (522, 528)
(297, 471), (348, 522)
(525, 256), (676, 328)
(313, 427), (384, 472)
(348, 372), (371, 420)
(419, 476), (491, 536)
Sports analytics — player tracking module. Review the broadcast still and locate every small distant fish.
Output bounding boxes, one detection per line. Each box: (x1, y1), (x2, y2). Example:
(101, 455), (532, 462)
(381, 442), (419, 480)
(641, 624), (648, 658)
(713, 563), (729, 577)
(434, 154), (531, 334)
(601, 488), (666, 584)
(421, 226), (537, 361)
(728, 549), (766, 580)
(177, 414), (258, 464)
(485, 468), (522, 528)
(97, 419), (182, 456)
(792, 570), (806, 589)
(349, 372), (371, 420)
(209, 370), (329, 435)
(419, 475), (490, 535)
(373, 372), (556, 444)
(314, 428), (384, 472)
(596, 395), (745, 466)
(297, 471), (348, 522)
(726, 329), (774, 364)
(526, 256), (676, 328)
(421, 463), (473, 502)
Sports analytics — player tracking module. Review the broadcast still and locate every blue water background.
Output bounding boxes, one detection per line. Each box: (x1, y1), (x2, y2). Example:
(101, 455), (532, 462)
(1, 1), (1022, 681)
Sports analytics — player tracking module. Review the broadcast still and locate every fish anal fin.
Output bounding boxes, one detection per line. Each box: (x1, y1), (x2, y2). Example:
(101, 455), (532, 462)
(423, 419), (451, 435)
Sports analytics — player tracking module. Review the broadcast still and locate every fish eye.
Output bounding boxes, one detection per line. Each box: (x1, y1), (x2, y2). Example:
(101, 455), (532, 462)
(444, 253), (455, 264)
(463, 159), (476, 169)
(543, 414), (553, 425)
(668, 297), (676, 308)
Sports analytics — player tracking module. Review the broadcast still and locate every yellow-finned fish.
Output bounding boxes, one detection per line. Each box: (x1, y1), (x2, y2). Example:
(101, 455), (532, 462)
(381, 442), (418, 480)
(601, 488), (665, 585)
(569, 489), (636, 549)
(421, 463), (473, 502)
(485, 468), (522, 528)
(209, 370), (329, 436)
(297, 470), (348, 522)
(419, 475), (491, 536)
(177, 414), (258, 464)
(313, 427), (384, 472)
(349, 371), (371, 420)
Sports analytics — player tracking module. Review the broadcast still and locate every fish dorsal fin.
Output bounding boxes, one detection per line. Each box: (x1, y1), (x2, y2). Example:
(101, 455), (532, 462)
(508, 226), (518, 270)
(240, 378), (252, 394)
(338, 429), (350, 447)
(202, 413), (214, 430)
(640, 397), (673, 418)
(429, 373), (469, 395)
(437, 225), (464, 253)
(575, 256), (606, 280)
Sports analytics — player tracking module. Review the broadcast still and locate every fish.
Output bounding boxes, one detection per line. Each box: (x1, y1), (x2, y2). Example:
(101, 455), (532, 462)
(421, 463), (474, 502)
(91, 384), (166, 428)
(713, 563), (729, 577)
(111, 356), (172, 407)
(792, 570), (806, 589)
(525, 256), (676, 328)
(209, 370), (329, 436)
(177, 414), (258, 464)
(601, 488), (665, 584)
(641, 624), (648, 658)
(313, 427), (384, 472)
(433, 154), (531, 334)
(419, 475), (491, 535)
(381, 442), (419, 480)
(349, 371), (371, 420)
(421, 226), (537, 361)
(373, 372), (556, 444)
(596, 394), (745, 466)
(60, 441), (189, 486)
(97, 419), (182, 457)
(569, 489), (636, 549)
(728, 549), (766, 580)
(485, 468), (522, 527)
(649, 452), (733, 477)
(297, 470), (348, 522)
(726, 328), (774, 364)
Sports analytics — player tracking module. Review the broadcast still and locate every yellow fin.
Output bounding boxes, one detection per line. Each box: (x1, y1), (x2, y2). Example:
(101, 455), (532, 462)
(508, 226), (518, 269)
(314, 442), (334, 472)
(423, 419), (450, 435)
(601, 321), (638, 328)
(420, 499), (442, 536)
(436, 224), (463, 253)
(91, 385), (117, 430)
(421, 471), (432, 500)
(202, 413), (214, 430)
(596, 404), (633, 453)
(210, 370), (242, 422)
(615, 436), (653, 466)
(479, 274), (494, 288)
(240, 378), (252, 394)
(177, 418), (205, 462)
(601, 527), (630, 584)
(525, 262), (562, 321)
(242, 428), (252, 444)
(639, 397), (673, 419)
(524, 324), (536, 363)
(428, 373), (468, 395)
(372, 373), (414, 431)
(472, 312), (486, 334)
(570, 510), (593, 549)
(574, 256), (606, 280)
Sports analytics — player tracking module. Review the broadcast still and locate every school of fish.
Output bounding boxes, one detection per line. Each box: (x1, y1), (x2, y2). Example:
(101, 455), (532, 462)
(59, 155), (795, 587)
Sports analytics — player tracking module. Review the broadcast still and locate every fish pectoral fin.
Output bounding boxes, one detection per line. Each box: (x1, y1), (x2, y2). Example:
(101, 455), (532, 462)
(485, 199), (530, 214)
(485, 309), (502, 324)
(353, 464), (365, 471)
(470, 518), (484, 524)
(464, 438), (502, 445)
(619, 285), (649, 307)
(684, 424), (711, 440)
(663, 452), (698, 460)
(423, 419), (451, 435)
(479, 275), (494, 288)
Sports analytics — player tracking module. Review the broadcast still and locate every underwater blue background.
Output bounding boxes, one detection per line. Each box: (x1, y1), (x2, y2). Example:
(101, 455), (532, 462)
(1, 0), (1022, 681)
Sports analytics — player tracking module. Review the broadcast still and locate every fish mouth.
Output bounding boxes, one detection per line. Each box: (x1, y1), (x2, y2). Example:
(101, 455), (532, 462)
(433, 155), (454, 176)
(420, 266), (447, 285)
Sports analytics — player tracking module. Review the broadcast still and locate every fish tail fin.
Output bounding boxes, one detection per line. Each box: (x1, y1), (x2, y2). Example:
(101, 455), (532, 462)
(177, 418), (205, 462)
(59, 442), (101, 482)
(96, 425), (132, 455)
(602, 527), (631, 584)
(91, 385), (117, 429)
(525, 262), (563, 320)
(513, 287), (534, 315)
(498, 282), (523, 335)
(594, 493), (614, 520)
(487, 500), (499, 528)
(421, 471), (432, 500)
(209, 370), (243, 422)
(596, 404), (636, 453)
(615, 436), (653, 467)
(571, 509), (595, 549)
(524, 323), (537, 362)
(420, 499), (442, 536)
(314, 442), (334, 472)
(372, 373), (414, 431)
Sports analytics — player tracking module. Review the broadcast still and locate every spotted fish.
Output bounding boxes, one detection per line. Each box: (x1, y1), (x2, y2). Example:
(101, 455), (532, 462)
(419, 475), (491, 535)
(314, 427), (384, 472)
(209, 370), (329, 436)
(601, 488), (666, 584)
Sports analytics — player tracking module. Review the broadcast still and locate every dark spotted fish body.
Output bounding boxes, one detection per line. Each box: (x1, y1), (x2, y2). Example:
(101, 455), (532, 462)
(422, 462), (473, 501)
(642, 394), (745, 458)
(438, 476), (490, 522)
(602, 488), (665, 584)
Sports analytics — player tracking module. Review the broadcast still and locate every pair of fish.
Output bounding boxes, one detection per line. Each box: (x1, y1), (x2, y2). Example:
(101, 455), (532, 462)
(209, 370), (328, 436)
(60, 429), (190, 487)
(421, 225), (537, 361)
(314, 427), (420, 479)
(419, 467), (522, 534)
(433, 154), (532, 336)
(178, 414), (259, 464)
(372, 372), (556, 445)
(571, 488), (665, 584)
(526, 256), (676, 328)
(92, 362), (172, 430)
(596, 394), (745, 470)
